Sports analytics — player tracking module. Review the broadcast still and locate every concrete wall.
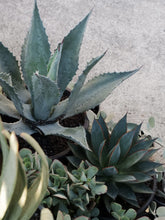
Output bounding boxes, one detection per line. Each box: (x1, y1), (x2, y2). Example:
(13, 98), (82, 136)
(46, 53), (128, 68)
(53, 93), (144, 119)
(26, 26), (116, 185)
(0, 0), (164, 161)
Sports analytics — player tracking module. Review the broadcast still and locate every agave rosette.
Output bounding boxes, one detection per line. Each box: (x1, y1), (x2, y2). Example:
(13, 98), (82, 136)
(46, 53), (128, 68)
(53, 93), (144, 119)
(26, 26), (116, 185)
(68, 114), (161, 208)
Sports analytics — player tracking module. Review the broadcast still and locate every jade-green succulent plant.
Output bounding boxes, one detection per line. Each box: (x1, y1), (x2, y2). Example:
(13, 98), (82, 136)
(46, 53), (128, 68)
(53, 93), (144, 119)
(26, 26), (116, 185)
(68, 114), (161, 210)
(0, 0), (138, 150)
(42, 160), (107, 219)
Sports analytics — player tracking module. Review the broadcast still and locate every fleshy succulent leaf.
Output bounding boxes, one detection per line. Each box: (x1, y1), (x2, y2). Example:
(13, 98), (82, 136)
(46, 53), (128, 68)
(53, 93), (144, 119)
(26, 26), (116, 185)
(119, 130), (135, 160)
(102, 166), (118, 176)
(130, 183), (153, 194)
(21, 0), (50, 93)
(98, 115), (110, 142)
(47, 43), (63, 82)
(68, 142), (87, 160)
(64, 69), (139, 118)
(112, 174), (136, 182)
(57, 11), (91, 94)
(32, 73), (60, 120)
(65, 52), (106, 116)
(129, 139), (156, 155)
(37, 122), (89, 150)
(0, 73), (23, 116)
(119, 150), (147, 169)
(91, 119), (105, 154)
(0, 94), (20, 119)
(106, 182), (119, 200)
(131, 161), (162, 172)
(0, 43), (29, 102)
(109, 114), (127, 150)
(108, 143), (121, 166)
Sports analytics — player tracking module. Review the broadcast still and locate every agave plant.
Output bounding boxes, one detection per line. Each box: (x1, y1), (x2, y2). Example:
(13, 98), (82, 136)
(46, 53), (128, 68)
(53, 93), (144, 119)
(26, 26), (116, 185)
(68, 114), (161, 210)
(0, 0), (139, 150)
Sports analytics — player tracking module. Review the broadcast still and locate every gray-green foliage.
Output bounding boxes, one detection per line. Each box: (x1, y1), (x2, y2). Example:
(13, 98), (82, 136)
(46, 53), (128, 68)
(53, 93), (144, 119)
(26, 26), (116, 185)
(68, 114), (161, 211)
(21, 151), (107, 219)
(0, 119), (49, 220)
(149, 201), (165, 220)
(110, 202), (137, 220)
(0, 0), (138, 150)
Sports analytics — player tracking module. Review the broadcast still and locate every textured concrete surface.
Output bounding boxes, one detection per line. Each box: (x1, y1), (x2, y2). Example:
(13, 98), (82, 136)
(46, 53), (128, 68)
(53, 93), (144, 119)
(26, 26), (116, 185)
(0, 0), (164, 162)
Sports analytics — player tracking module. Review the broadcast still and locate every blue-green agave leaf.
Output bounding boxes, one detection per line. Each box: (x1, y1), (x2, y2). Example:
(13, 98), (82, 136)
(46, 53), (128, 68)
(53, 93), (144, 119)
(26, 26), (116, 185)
(0, 73), (23, 116)
(129, 138), (156, 155)
(108, 143), (121, 166)
(65, 52), (106, 116)
(119, 150), (147, 169)
(99, 140), (109, 167)
(112, 174), (136, 182)
(21, 1), (50, 92)
(106, 182), (119, 200)
(102, 166), (118, 176)
(129, 172), (152, 183)
(57, 11), (91, 93)
(47, 43), (63, 82)
(131, 161), (162, 173)
(119, 130), (135, 160)
(130, 183), (153, 194)
(109, 114), (127, 150)
(0, 42), (29, 102)
(98, 115), (110, 142)
(65, 69), (139, 118)
(37, 122), (89, 150)
(141, 148), (159, 161)
(0, 94), (20, 119)
(3, 119), (35, 135)
(118, 184), (138, 202)
(68, 142), (87, 160)
(132, 123), (142, 145)
(32, 73), (60, 120)
(91, 119), (105, 154)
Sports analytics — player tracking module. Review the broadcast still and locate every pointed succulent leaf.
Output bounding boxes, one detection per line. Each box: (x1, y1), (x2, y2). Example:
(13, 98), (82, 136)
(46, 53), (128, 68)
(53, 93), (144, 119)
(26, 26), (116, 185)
(131, 161), (162, 173)
(102, 166), (118, 176)
(141, 148), (159, 161)
(106, 182), (119, 200)
(112, 174), (136, 182)
(65, 52), (106, 115)
(0, 94), (20, 119)
(108, 143), (121, 166)
(118, 184), (138, 202)
(0, 73), (23, 115)
(67, 156), (82, 168)
(119, 130), (135, 160)
(0, 120), (9, 169)
(86, 166), (98, 179)
(47, 43), (63, 82)
(98, 115), (110, 142)
(91, 119), (105, 154)
(99, 140), (109, 167)
(0, 43), (29, 102)
(32, 73), (60, 120)
(129, 139), (156, 155)
(119, 150), (147, 169)
(65, 69), (139, 118)
(130, 183), (153, 194)
(68, 142), (87, 160)
(57, 11), (91, 93)
(109, 114), (127, 150)
(3, 119), (35, 135)
(130, 172), (152, 183)
(132, 123), (142, 145)
(21, 1), (50, 92)
(37, 122), (89, 150)
(86, 150), (100, 167)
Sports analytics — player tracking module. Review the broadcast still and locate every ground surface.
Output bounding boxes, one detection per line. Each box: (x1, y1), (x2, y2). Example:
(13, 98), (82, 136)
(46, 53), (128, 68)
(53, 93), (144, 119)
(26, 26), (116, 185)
(0, 0), (164, 163)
